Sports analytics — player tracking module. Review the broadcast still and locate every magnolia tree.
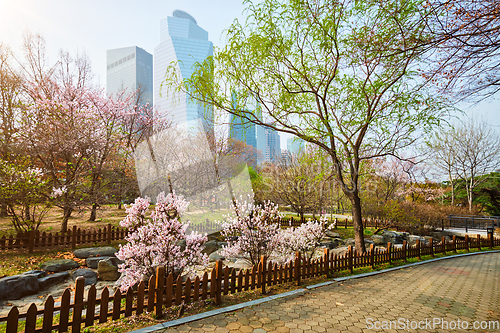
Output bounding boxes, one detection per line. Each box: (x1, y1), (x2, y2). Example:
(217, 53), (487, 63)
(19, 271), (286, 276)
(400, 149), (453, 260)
(116, 191), (208, 291)
(219, 199), (334, 265)
(219, 200), (282, 265)
(275, 217), (334, 263)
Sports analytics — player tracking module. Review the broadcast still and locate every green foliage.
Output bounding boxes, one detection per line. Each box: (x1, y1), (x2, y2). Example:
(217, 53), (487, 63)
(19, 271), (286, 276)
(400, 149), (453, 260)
(0, 156), (52, 231)
(452, 172), (500, 216)
(164, 0), (452, 252)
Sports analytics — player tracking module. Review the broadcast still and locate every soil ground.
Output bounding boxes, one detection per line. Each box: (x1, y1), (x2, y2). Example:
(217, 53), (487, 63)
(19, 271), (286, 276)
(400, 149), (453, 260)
(0, 205), (128, 237)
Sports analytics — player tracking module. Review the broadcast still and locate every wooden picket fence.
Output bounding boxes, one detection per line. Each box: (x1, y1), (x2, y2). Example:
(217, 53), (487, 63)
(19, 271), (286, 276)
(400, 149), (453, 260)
(0, 222), (224, 254)
(280, 216), (378, 228)
(0, 225), (128, 253)
(1, 234), (498, 333)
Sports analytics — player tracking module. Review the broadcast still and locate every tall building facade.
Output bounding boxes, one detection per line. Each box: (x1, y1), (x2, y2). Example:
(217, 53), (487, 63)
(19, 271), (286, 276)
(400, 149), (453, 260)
(106, 46), (153, 104)
(287, 137), (305, 156)
(229, 113), (266, 166)
(265, 127), (281, 164)
(154, 10), (214, 130)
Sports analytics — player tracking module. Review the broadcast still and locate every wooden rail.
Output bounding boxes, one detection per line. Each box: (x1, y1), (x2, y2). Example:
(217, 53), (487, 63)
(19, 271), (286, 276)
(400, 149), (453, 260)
(1, 234), (498, 333)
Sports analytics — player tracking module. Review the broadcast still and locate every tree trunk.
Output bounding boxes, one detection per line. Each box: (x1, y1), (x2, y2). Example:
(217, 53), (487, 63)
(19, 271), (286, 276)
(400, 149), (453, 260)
(0, 204), (8, 217)
(350, 193), (366, 253)
(61, 207), (73, 233)
(89, 203), (98, 221)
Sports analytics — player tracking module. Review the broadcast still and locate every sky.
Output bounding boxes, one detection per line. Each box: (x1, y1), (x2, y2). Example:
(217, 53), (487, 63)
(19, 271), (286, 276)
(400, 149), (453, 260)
(0, 0), (498, 149)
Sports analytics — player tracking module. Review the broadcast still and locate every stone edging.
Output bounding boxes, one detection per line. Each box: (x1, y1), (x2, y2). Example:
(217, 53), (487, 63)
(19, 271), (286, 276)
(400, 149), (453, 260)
(130, 249), (500, 333)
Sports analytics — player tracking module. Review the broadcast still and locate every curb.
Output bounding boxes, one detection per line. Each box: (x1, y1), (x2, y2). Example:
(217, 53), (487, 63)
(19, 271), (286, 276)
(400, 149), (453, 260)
(130, 249), (500, 333)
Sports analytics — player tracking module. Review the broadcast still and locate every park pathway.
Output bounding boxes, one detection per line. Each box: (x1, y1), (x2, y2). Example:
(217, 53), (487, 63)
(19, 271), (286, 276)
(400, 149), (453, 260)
(155, 253), (500, 332)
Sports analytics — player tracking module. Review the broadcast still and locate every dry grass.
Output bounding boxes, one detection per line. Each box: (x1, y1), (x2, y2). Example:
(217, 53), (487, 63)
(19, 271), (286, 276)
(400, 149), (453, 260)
(0, 205), (128, 237)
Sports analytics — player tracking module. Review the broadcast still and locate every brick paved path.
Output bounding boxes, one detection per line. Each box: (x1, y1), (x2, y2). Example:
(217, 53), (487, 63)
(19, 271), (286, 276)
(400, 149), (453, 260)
(159, 253), (500, 332)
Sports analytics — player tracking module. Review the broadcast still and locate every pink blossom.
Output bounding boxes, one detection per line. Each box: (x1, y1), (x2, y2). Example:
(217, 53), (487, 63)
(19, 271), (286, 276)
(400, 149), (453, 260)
(116, 191), (208, 291)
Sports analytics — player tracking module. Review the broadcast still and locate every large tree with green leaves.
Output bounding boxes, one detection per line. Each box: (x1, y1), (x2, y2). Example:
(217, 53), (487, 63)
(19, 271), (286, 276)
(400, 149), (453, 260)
(164, 0), (449, 252)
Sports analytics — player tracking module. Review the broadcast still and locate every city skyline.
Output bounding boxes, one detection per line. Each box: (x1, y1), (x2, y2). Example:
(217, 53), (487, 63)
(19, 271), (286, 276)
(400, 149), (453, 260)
(0, 0), (497, 144)
(154, 10), (213, 130)
(106, 46), (153, 105)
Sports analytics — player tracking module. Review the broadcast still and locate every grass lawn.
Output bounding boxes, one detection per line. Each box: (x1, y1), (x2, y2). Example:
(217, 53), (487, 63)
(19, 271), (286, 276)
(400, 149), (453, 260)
(0, 205), (129, 238)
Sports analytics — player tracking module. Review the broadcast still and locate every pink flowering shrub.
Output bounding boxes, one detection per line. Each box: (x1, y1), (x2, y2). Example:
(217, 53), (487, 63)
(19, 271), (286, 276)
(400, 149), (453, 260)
(116, 192), (208, 291)
(219, 200), (281, 265)
(274, 216), (333, 263)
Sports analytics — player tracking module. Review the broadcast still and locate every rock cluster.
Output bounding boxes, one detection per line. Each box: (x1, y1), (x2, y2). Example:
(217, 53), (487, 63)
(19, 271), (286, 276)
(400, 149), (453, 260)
(0, 246), (121, 301)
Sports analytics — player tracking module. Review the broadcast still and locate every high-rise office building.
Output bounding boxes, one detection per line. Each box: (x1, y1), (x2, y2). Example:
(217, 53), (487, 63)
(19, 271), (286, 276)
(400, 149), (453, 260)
(287, 137), (305, 156)
(265, 127), (281, 164)
(229, 113), (266, 166)
(107, 46), (153, 105)
(154, 10), (214, 130)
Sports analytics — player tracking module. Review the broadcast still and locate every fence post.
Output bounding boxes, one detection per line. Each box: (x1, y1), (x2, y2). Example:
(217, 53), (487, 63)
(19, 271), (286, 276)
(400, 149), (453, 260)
(28, 229), (34, 253)
(387, 242), (392, 264)
(370, 244), (375, 269)
(71, 226), (77, 249)
(295, 252), (301, 286)
(155, 266), (165, 319)
(465, 235), (469, 252)
(416, 239), (421, 260)
(72, 277), (85, 333)
(260, 256), (267, 294)
(345, 219), (348, 229)
(215, 260), (222, 305)
(452, 236), (457, 253)
(429, 238), (434, 257)
(348, 245), (353, 273)
(477, 234), (481, 251)
(107, 224), (112, 244)
(324, 248), (330, 277)
(6, 306), (19, 333)
(403, 241), (407, 263)
(442, 236), (446, 255)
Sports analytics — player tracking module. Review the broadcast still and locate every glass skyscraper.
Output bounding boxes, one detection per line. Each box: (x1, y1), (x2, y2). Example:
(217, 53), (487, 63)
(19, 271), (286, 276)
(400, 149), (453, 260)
(154, 10), (214, 130)
(230, 113), (266, 166)
(265, 127), (281, 164)
(106, 46), (153, 105)
(287, 137), (305, 156)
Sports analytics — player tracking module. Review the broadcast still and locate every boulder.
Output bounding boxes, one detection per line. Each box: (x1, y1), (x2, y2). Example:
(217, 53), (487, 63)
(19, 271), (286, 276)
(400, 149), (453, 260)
(41, 259), (80, 272)
(98, 259), (120, 281)
(73, 269), (98, 286)
(382, 231), (404, 244)
(209, 250), (225, 263)
(422, 236), (433, 245)
(0, 274), (39, 300)
(344, 238), (355, 247)
(227, 259), (253, 271)
(331, 246), (349, 256)
(202, 240), (219, 255)
(407, 235), (425, 246)
(320, 239), (336, 249)
(331, 238), (345, 248)
(22, 270), (47, 279)
(73, 247), (117, 259)
(39, 272), (70, 290)
(325, 230), (341, 238)
(371, 235), (385, 246)
(86, 256), (123, 269)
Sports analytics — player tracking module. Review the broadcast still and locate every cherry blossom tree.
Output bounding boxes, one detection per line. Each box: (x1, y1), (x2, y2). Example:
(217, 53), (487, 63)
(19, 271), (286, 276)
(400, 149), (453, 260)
(116, 191), (208, 291)
(219, 200), (281, 265)
(274, 216), (334, 263)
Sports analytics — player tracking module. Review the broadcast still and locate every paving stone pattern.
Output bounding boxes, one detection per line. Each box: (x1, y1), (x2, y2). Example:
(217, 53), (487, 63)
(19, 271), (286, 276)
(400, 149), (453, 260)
(159, 253), (500, 332)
